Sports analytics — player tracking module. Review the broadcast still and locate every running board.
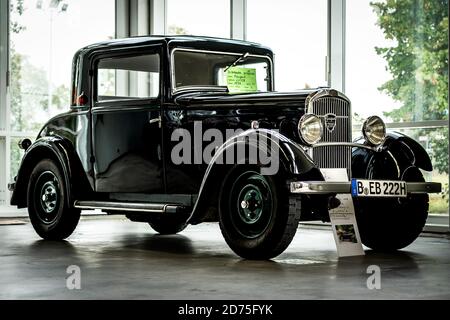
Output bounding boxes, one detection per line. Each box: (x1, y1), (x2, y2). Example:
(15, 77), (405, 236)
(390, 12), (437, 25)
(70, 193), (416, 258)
(73, 200), (184, 214)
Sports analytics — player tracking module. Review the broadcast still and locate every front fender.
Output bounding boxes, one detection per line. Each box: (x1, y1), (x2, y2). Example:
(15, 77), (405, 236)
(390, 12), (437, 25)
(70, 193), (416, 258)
(187, 129), (317, 224)
(352, 131), (433, 180)
(383, 131), (432, 171)
(10, 136), (87, 208)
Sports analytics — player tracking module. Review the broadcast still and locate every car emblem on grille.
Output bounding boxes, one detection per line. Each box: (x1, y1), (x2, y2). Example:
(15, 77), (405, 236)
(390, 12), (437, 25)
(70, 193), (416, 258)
(324, 113), (337, 132)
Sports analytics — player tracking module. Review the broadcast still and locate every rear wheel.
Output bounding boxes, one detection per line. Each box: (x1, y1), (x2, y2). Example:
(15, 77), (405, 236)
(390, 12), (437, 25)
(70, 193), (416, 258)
(354, 167), (429, 251)
(27, 159), (80, 240)
(219, 167), (301, 260)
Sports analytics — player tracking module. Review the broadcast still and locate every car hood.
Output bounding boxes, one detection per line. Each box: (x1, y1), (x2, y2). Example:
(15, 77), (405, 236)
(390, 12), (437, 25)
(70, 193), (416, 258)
(173, 89), (320, 108)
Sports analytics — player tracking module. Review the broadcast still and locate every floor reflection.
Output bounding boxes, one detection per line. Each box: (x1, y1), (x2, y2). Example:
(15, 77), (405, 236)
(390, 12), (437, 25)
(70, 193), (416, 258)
(27, 239), (79, 257)
(120, 233), (195, 255)
(334, 249), (423, 279)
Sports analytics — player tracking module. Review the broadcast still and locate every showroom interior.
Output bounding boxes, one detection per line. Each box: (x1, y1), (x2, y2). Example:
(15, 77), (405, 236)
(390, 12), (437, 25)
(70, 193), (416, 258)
(0, 0), (449, 299)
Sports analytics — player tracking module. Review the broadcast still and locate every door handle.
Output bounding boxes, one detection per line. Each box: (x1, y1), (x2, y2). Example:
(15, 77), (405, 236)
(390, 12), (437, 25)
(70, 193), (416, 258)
(149, 115), (162, 128)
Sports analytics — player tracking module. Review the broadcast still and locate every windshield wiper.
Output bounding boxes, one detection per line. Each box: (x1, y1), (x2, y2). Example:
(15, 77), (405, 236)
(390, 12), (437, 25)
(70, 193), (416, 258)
(224, 52), (250, 72)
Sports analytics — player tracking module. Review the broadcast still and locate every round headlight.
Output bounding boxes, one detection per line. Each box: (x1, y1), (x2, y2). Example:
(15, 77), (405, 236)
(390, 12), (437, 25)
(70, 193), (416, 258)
(362, 116), (386, 146)
(298, 114), (323, 146)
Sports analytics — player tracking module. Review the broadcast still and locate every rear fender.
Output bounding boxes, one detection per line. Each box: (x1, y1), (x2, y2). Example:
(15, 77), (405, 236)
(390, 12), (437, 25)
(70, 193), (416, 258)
(10, 136), (91, 208)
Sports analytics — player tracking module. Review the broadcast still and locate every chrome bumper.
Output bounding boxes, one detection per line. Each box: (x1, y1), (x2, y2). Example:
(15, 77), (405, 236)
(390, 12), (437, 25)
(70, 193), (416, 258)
(290, 181), (442, 194)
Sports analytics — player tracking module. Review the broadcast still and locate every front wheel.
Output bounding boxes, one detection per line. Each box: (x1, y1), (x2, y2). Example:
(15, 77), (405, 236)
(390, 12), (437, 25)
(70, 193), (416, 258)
(354, 169), (429, 251)
(219, 167), (301, 260)
(27, 159), (81, 240)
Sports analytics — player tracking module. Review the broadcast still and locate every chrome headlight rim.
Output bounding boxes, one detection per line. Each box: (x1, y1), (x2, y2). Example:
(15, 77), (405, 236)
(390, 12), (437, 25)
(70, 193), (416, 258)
(362, 115), (386, 146)
(298, 113), (324, 146)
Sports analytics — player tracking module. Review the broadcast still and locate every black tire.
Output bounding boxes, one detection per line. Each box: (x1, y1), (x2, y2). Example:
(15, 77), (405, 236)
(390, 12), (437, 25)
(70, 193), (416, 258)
(354, 169), (429, 251)
(27, 159), (81, 240)
(148, 216), (187, 235)
(218, 166), (301, 260)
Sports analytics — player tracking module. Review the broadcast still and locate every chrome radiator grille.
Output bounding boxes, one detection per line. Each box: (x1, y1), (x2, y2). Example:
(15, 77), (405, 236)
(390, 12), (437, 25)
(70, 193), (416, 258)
(310, 95), (352, 177)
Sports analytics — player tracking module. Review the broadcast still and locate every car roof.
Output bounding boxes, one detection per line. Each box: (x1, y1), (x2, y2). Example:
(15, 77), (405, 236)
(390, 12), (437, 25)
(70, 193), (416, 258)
(77, 35), (273, 57)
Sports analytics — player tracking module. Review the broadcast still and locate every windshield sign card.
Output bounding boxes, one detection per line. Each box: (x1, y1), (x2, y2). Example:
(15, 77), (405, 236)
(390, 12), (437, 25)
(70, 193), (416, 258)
(321, 169), (365, 257)
(226, 67), (257, 93)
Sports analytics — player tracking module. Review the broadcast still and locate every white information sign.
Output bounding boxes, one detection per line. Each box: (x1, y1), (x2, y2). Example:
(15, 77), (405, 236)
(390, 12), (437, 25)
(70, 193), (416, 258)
(321, 168), (365, 257)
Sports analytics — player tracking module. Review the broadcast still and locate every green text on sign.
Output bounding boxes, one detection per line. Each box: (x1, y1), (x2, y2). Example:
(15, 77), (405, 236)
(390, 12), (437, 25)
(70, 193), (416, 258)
(226, 67), (257, 93)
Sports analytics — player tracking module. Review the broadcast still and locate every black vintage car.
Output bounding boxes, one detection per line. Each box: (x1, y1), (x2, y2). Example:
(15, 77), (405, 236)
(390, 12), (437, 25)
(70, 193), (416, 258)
(9, 36), (441, 259)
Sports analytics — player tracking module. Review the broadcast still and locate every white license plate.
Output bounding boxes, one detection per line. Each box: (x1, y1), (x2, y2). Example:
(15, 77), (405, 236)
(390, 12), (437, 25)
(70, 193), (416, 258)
(351, 179), (407, 198)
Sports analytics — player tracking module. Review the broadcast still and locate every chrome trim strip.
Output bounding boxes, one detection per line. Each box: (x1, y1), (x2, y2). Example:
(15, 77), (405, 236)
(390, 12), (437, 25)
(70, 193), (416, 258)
(318, 115), (348, 118)
(398, 140), (416, 166)
(290, 181), (350, 194)
(313, 142), (380, 151)
(172, 86), (229, 95)
(170, 47), (275, 94)
(73, 200), (180, 213)
(290, 181), (442, 194)
(387, 150), (401, 179)
(91, 105), (156, 114)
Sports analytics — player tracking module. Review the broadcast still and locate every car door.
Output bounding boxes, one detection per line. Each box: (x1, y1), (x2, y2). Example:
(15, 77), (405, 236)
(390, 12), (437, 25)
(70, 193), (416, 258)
(91, 47), (164, 193)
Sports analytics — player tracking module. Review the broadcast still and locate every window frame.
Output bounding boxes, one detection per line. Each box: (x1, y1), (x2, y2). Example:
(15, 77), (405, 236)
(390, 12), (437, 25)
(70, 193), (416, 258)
(92, 45), (163, 108)
(169, 47), (274, 95)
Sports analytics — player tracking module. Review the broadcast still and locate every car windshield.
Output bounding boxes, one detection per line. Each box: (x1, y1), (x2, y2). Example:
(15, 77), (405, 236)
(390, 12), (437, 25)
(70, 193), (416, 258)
(172, 49), (272, 93)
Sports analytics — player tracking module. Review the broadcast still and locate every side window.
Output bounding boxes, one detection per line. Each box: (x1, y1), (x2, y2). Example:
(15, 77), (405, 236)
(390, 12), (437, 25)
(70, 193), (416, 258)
(97, 53), (160, 101)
